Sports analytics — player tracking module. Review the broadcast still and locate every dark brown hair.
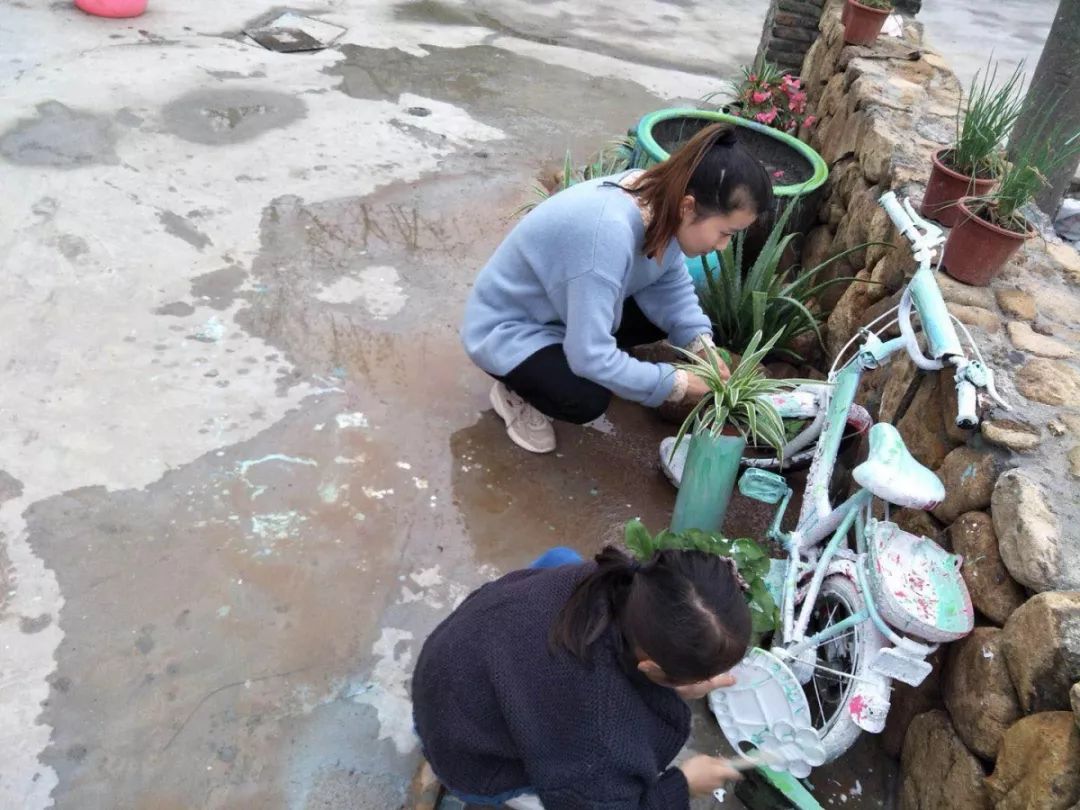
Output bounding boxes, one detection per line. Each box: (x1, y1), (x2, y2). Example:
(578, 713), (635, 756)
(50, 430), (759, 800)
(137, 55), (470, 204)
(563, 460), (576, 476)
(628, 122), (774, 259)
(550, 545), (751, 684)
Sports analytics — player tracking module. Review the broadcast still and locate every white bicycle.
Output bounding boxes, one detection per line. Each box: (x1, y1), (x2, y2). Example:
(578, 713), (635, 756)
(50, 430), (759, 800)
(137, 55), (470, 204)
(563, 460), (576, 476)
(695, 192), (1007, 776)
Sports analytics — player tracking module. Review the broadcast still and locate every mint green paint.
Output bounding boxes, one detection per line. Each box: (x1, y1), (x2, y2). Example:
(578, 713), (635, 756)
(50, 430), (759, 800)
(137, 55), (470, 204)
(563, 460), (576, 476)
(670, 433), (746, 533)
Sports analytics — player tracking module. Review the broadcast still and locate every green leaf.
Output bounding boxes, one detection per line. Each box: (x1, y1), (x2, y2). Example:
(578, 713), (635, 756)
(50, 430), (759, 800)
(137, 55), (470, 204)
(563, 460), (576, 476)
(624, 518), (654, 559)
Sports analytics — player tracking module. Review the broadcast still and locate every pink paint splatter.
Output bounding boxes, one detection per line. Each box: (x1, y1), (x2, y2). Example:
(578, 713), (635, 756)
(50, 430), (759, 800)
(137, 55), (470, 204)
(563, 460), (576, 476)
(850, 694), (867, 720)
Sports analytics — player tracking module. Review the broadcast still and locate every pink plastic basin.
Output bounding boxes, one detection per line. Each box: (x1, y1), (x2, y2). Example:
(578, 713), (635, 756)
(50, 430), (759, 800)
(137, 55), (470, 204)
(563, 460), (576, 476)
(75, 0), (147, 18)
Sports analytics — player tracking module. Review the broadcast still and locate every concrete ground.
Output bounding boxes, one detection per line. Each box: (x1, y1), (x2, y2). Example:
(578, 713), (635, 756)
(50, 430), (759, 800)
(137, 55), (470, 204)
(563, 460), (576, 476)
(0, 1), (1055, 809)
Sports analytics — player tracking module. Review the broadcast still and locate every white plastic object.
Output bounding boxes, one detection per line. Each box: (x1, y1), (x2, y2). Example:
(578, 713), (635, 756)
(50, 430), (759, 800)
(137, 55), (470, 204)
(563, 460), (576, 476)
(955, 379), (977, 429)
(871, 646), (933, 688)
(880, 191), (917, 240)
(865, 521), (974, 642)
(708, 648), (827, 778)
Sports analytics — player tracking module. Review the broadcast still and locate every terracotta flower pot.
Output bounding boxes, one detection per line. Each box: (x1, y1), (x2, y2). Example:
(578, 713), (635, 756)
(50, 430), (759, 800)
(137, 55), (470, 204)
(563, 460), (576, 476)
(941, 199), (1033, 286)
(843, 0), (891, 45)
(919, 149), (997, 227)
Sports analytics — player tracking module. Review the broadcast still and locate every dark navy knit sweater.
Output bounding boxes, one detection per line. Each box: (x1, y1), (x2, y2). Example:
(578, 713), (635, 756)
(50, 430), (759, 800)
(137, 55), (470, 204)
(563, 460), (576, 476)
(412, 563), (692, 809)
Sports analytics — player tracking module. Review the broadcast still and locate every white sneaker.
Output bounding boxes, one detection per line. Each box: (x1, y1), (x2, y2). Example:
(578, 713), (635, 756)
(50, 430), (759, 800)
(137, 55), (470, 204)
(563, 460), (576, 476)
(490, 382), (556, 454)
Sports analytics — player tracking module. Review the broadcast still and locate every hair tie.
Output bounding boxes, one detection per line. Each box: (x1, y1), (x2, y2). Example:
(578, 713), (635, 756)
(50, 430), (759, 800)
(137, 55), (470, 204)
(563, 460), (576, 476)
(713, 127), (738, 148)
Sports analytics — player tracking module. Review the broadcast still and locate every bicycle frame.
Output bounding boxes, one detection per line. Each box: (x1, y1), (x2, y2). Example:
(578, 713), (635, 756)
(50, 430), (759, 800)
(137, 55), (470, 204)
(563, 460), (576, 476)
(766, 267), (967, 653)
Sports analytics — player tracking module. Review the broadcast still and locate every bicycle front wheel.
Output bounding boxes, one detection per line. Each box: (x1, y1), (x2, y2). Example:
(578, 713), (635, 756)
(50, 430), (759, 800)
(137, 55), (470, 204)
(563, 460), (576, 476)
(795, 574), (886, 763)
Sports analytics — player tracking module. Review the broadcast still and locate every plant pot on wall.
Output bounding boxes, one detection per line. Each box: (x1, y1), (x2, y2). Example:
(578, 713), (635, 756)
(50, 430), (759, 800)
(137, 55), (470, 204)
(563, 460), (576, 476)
(941, 198), (1034, 286)
(843, 0), (891, 45)
(919, 149), (997, 227)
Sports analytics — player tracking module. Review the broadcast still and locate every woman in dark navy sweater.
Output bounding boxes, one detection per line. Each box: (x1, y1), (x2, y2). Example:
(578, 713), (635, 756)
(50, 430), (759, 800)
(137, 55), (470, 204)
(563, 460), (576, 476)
(412, 546), (751, 808)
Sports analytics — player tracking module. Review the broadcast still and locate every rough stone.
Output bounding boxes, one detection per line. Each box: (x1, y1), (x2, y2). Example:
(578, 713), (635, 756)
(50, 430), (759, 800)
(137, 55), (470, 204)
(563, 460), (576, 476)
(934, 270), (997, 309)
(1070, 446), (1080, 479)
(1016, 358), (1080, 406)
(1007, 321), (1076, 359)
(986, 712), (1080, 810)
(943, 628), (1023, 761)
(897, 375), (954, 470)
(801, 225), (836, 273)
(1072, 683), (1080, 728)
(995, 288), (1037, 321)
(1031, 285), (1080, 330)
(946, 302), (1001, 334)
(900, 710), (991, 810)
(826, 268), (886, 357)
(1002, 592), (1080, 714)
(881, 647), (945, 758)
(895, 507), (948, 548)
(981, 419), (1042, 453)
(992, 469), (1073, 592)
(879, 351), (918, 423)
(1060, 414), (1080, 437)
(1047, 241), (1080, 285)
(949, 511), (1026, 626)
(932, 446), (999, 524)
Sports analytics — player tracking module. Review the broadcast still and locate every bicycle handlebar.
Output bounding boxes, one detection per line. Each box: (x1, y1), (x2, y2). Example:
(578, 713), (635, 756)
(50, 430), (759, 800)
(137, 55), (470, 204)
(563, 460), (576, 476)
(878, 192), (988, 428)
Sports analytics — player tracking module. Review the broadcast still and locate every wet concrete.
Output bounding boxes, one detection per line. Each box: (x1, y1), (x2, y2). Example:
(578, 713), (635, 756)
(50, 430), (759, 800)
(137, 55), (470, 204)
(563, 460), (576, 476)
(161, 89), (307, 145)
(2, 0), (1049, 807)
(0, 101), (118, 167)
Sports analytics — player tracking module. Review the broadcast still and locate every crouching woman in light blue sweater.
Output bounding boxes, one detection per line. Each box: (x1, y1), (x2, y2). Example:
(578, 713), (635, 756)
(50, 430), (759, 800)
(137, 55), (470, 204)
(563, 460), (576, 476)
(461, 123), (774, 454)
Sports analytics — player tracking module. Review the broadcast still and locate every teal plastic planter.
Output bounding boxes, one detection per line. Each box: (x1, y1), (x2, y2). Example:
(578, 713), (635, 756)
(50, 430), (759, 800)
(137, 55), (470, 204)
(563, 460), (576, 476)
(670, 432), (747, 534)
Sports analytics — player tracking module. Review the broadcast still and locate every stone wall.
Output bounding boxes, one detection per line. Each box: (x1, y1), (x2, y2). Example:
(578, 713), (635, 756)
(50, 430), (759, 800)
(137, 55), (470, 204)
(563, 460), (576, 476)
(796, 3), (1080, 806)
(755, 0), (827, 75)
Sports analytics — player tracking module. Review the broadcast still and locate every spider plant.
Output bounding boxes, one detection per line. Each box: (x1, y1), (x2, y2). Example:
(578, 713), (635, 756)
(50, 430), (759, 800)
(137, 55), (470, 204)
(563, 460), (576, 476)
(948, 59), (1026, 179)
(671, 329), (817, 460)
(697, 202), (881, 361)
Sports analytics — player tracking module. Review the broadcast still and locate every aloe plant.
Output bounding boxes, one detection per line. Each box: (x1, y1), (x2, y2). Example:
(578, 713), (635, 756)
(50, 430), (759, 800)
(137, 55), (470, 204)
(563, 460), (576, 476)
(697, 203), (879, 361)
(672, 329), (816, 460)
(948, 59), (1026, 179)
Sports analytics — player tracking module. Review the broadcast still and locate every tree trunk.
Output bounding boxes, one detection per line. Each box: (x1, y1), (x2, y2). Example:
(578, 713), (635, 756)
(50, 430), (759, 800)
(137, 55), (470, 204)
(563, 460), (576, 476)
(1008, 0), (1080, 217)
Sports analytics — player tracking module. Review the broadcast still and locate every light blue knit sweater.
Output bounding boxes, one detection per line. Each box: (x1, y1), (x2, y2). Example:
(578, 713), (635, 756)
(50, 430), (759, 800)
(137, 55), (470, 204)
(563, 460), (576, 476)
(460, 173), (712, 407)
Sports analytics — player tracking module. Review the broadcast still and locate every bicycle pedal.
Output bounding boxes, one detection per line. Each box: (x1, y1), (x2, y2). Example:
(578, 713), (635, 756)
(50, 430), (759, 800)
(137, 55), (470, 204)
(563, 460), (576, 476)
(871, 647), (932, 687)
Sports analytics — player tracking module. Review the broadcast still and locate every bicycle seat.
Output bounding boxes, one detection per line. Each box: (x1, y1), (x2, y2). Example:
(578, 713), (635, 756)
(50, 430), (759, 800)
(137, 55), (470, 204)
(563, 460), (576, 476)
(852, 423), (944, 509)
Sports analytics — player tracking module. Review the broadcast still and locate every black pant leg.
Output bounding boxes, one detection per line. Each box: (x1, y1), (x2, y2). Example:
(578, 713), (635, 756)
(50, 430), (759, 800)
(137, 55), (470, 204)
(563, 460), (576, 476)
(614, 297), (666, 349)
(496, 344), (611, 425)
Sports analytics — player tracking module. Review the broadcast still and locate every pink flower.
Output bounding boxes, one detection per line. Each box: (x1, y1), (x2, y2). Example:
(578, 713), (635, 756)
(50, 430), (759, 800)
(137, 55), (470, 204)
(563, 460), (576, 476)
(755, 108), (779, 125)
(781, 75), (801, 90)
(788, 91), (807, 114)
(803, 115), (817, 128)
(751, 90), (771, 104)
(772, 170), (786, 178)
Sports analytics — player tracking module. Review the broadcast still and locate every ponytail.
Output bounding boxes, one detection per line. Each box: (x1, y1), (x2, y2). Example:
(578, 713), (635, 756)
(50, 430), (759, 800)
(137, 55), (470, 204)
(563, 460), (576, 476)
(627, 122), (774, 259)
(550, 545), (751, 684)
(549, 546), (638, 662)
